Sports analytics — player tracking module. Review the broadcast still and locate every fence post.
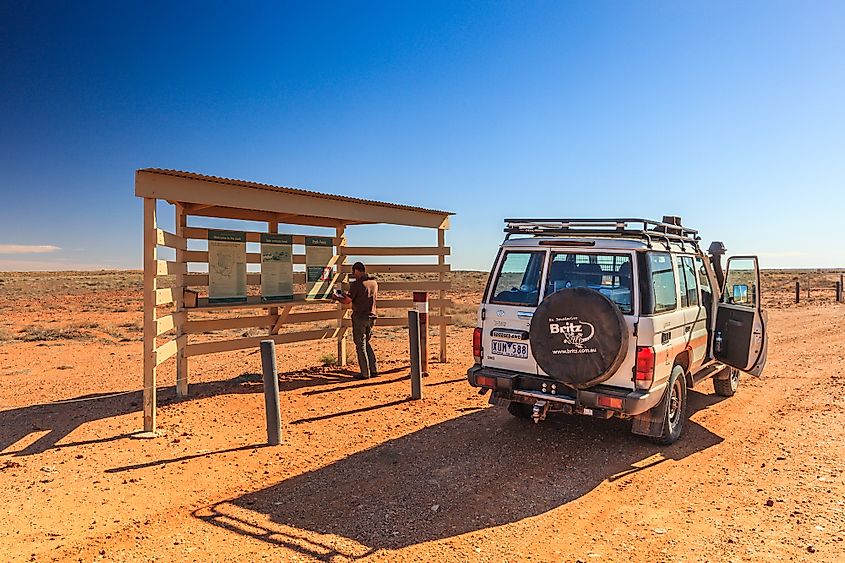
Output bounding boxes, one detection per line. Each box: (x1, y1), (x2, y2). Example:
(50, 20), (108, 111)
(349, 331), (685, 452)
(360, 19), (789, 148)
(837, 281), (842, 303)
(260, 340), (282, 446)
(408, 310), (423, 400)
(795, 281), (800, 304)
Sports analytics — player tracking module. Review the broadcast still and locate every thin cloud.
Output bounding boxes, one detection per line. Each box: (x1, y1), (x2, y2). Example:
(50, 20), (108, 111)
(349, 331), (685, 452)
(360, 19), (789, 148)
(0, 244), (61, 255)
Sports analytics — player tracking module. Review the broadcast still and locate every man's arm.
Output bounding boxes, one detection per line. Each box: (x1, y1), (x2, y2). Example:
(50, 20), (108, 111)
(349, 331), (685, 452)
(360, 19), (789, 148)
(332, 288), (353, 305)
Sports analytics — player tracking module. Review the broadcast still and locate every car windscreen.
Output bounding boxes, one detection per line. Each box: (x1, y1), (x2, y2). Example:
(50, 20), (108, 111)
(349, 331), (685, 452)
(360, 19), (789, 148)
(489, 251), (545, 306)
(545, 252), (634, 314)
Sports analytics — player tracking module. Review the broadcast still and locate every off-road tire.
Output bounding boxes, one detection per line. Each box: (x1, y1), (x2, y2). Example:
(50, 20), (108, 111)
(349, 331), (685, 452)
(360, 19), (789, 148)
(713, 367), (740, 397)
(529, 287), (629, 389)
(507, 401), (533, 420)
(654, 365), (688, 445)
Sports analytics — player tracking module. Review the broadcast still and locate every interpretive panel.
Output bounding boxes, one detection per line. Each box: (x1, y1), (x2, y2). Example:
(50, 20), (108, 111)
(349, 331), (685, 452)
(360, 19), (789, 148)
(261, 233), (294, 302)
(305, 236), (335, 300)
(208, 230), (247, 304)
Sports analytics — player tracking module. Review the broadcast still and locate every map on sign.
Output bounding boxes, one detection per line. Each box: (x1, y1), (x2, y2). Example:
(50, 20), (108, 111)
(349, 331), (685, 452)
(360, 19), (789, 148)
(208, 230), (247, 304)
(261, 233), (294, 302)
(305, 236), (335, 300)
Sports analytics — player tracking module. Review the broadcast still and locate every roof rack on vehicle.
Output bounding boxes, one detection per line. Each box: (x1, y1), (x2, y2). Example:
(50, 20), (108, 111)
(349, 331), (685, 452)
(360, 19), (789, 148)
(503, 217), (701, 251)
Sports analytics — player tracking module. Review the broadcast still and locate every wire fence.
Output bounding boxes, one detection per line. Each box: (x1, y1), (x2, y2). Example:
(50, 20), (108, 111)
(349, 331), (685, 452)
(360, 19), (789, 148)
(763, 272), (845, 306)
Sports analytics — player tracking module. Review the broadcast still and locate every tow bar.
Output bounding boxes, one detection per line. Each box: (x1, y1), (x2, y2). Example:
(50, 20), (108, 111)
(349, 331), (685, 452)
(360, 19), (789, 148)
(532, 400), (550, 423)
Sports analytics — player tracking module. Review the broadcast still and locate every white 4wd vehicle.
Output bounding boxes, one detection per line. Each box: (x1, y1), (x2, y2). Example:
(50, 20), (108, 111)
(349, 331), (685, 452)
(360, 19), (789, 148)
(467, 217), (768, 444)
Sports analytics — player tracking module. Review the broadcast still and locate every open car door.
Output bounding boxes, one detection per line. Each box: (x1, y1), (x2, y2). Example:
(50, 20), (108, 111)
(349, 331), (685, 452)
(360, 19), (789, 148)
(713, 256), (768, 376)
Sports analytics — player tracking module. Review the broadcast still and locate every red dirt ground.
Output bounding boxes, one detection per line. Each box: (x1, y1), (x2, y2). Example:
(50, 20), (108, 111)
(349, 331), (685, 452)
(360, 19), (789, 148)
(1, 271), (844, 562)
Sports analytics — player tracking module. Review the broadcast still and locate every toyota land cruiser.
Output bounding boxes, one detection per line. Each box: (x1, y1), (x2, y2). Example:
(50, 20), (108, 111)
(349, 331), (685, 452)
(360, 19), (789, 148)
(466, 217), (768, 444)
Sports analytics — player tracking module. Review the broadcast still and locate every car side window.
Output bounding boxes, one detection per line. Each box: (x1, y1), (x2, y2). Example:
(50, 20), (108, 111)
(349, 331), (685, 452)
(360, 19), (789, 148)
(695, 256), (712, 310)
(677, 256), (699, 308)
(489, 251), (544, 306)
(648, 252), (677, 314)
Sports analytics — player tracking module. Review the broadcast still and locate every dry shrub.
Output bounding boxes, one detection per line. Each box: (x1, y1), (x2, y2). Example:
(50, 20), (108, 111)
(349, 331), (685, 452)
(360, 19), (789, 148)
(20, 325), (89, 341)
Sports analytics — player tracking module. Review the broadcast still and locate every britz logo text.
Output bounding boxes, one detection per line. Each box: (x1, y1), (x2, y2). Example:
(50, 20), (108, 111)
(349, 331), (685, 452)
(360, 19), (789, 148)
(548, 316), (595, 349)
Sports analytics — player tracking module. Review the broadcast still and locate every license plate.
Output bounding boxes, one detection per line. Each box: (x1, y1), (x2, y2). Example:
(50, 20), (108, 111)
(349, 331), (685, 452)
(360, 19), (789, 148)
(491, 340), (529, 359)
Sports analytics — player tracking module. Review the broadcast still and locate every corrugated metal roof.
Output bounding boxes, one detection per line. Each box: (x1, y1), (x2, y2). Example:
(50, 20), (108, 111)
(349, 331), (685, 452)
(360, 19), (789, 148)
(138, 168), (453, 216)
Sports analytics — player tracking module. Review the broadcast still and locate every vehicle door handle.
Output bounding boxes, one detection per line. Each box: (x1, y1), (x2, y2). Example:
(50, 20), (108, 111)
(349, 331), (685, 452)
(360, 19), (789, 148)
(517, 311), (534, 319)
(661, 332), (670, 344)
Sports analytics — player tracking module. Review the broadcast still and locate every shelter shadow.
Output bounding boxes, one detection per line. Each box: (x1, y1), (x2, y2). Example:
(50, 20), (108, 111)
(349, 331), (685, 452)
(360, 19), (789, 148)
(195, 389), (724, 556)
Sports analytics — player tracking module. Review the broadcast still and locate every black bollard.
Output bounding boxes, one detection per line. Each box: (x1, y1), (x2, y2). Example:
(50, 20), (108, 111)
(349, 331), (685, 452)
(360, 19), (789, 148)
(260, 340), (282, 445)
(408, 310), (423, 400)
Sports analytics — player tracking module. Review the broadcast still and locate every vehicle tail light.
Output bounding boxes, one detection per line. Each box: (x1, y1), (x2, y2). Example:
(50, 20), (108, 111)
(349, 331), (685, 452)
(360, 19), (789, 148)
(597, 396), (623, 410)
(477, 375), (496, 388)
(472, 327), (482, 360)
(635, 346), (655, 390)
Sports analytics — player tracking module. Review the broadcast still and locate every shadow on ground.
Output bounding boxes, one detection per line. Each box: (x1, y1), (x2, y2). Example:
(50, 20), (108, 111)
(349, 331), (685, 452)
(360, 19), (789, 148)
(194, 389), (725, 559)
(0, 365), (400, 456)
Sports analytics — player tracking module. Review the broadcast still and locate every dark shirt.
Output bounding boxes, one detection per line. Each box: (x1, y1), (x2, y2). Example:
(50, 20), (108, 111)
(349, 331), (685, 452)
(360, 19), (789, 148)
(348, 275), (378, 318)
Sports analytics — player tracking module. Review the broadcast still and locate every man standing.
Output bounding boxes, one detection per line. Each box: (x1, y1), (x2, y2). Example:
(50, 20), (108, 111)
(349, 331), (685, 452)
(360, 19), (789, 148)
(333, 262), (378, 379)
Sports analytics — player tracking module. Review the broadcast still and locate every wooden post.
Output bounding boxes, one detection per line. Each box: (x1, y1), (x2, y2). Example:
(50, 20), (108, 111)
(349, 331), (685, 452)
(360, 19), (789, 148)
(336, 223), (348, 366)
(807, 280), (811, 300)
(841, 274), (844, 302)
(413, 291), (429, 376)
(143, 198), (158, 433)
(836, 281), (842, 303)
(268, 219), (279, 336)
(795, 281), (800, 304)
(408, 310), (422, 400)
(175, 203), (189, 398)
(437, 227), (447, 362)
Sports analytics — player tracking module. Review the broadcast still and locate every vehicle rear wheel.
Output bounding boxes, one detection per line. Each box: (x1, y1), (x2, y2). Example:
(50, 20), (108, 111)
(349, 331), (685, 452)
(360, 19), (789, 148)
(713, 367), (740, 397)
(654, 365), (687, 445)
(507, 401), (533, 419)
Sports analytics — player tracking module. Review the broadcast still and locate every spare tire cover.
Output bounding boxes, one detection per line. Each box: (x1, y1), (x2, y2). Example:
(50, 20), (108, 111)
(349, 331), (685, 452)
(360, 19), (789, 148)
(529, 288), (629, 389)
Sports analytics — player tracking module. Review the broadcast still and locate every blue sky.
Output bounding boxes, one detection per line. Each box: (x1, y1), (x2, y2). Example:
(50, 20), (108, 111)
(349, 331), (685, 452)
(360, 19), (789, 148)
(1, 1), (843, 271)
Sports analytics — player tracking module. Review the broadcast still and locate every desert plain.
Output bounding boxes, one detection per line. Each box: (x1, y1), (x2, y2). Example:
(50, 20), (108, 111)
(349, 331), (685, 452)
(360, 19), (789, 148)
(1, 269), (844, 562)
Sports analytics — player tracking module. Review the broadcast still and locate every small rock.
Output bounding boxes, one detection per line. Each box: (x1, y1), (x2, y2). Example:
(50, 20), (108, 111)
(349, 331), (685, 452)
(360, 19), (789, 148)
(40, 466), (57, 473)
(653, 528), (666, 534)
(431, 504), (439, 512)
(765, 499), (774, 507)
(807, 545), (816, 553)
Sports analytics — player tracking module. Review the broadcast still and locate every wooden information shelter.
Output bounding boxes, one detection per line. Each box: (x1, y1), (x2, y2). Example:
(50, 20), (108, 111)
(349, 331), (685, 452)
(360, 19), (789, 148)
(136, 169), (452, 433)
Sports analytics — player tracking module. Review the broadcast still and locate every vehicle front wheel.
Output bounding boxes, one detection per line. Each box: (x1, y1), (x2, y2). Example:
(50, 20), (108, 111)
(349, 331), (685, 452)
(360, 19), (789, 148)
(507, 401), (533, 419)
(654, 365), (688, 445)
(713, 367), (740, 397)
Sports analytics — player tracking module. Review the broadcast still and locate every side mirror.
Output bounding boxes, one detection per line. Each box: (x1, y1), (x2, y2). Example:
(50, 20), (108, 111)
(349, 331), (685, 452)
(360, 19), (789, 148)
(732, 284), (749, 304)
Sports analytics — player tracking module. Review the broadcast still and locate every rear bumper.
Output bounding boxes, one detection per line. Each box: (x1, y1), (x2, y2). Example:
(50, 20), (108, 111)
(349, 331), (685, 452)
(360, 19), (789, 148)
(467, 364), (665, 417)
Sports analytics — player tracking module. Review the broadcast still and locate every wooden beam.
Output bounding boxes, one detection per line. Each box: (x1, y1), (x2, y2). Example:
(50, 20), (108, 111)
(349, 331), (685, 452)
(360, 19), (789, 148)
(342, 315), (451, 328)
(339, 263), (450, 274)
(156, 312), (185, 336)
(135, 171), (450, 228)
(377, 281), (451, 292)
(438, 227), (448, 362)
(336, 223), (348, 366)
(143, 198), (157, 433)
(185, 328), (339, 357)
(378, 298), (452, 309)
(182, 226), (341, 245)
(155, 260), (185, 276)
(155, 228), (186, 251)
(188, 205), (347, 228)
(155, 287), (178, 306)
(342, 246), (450, 256)
(175, 205), (189, 398)
(186, 250), (312, 264)
(155, 338), (180, 366)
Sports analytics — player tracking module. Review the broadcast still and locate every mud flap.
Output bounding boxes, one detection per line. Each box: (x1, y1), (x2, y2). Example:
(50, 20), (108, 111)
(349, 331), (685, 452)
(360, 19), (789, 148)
(631, 391), (668, 438)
